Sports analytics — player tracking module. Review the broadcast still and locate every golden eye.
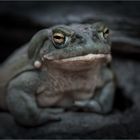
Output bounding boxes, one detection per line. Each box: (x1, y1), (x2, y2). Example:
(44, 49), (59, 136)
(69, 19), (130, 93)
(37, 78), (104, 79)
(53, 32), (65, 45)
(103, 28), (109, 39)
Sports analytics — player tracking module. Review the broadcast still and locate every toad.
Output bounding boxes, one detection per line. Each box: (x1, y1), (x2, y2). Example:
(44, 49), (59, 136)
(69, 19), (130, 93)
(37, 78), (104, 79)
(0, 22), (115, 126)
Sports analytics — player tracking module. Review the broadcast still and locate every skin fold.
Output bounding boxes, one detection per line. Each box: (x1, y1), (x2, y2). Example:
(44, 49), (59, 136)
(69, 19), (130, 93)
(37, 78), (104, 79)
(0, 22), (115, 126)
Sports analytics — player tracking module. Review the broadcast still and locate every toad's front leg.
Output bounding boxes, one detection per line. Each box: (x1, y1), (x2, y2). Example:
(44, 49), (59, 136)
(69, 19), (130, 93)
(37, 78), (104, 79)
(6, 72), (62, 126)
(74, 67), (115, 114)
(74, 82), (115, 113)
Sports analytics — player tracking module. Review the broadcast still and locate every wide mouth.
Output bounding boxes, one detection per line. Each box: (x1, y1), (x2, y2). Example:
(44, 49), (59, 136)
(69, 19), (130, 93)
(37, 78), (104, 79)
(43, 53), (111, 63)
(42, 53), (111, 71)
(54, 54), (111, 62)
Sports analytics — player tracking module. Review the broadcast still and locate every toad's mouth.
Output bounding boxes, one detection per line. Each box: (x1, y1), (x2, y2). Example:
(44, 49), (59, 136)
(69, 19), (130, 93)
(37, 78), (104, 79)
(42, 53), (111, 71)
(43, 53), (111, 63)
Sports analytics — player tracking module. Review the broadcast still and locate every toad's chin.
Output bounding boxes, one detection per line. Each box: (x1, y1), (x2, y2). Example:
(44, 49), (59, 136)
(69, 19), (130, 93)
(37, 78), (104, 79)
(43, 54), (112, 71)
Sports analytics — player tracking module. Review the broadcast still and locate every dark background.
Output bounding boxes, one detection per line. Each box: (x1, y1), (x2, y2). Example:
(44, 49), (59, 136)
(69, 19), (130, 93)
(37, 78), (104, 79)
(0, 1), (140, 139)
(0, 1), (140, 63)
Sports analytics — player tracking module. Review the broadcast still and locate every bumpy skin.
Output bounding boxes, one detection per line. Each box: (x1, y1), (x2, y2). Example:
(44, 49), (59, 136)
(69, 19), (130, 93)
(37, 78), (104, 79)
(0, 23), (115, 126)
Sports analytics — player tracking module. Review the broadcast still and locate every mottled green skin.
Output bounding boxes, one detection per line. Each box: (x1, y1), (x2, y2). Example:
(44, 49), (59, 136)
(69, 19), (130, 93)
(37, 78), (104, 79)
(0, 23), (115, 126)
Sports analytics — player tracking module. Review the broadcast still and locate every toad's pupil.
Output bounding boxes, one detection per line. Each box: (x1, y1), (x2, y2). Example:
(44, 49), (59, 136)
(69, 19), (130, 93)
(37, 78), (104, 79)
(54, 36), (64, 39)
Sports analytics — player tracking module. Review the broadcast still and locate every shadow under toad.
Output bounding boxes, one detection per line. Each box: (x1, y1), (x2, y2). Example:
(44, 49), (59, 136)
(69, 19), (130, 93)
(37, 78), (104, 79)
(113, 87), (133, 112)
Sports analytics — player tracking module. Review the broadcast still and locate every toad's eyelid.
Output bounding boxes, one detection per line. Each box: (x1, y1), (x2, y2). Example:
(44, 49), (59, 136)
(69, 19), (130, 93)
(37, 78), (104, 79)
(103, 28), (109, 33)
(53, 33), (65, 38)
(52, 28), (73, 36)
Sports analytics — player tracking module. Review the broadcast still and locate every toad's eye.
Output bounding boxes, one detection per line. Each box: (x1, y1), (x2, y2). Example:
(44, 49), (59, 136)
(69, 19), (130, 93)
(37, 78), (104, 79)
(103, 28), (109, 39)
(52, 32), (65, 46)
(98, 27), (109, 40)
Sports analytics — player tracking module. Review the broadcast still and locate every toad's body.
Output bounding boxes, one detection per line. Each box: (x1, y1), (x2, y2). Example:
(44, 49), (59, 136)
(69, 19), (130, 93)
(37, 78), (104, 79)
(0, 23), (115, 126)
(37, 54), (111, 107)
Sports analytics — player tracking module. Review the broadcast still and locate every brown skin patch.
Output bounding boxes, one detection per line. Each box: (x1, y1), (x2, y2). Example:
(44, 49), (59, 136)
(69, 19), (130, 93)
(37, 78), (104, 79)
(36, 54), (111, 107)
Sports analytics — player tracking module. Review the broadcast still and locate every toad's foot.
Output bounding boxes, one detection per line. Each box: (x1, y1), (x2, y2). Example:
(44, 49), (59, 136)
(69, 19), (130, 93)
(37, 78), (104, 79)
(74, 100), (102, 112)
